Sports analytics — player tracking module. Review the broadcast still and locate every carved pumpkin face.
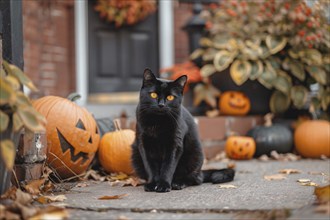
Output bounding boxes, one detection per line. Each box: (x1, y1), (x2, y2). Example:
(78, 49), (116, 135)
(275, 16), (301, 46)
(33, 96), (100, 179)
(219, 91), (251, 115)
(225, 136), (256, 160)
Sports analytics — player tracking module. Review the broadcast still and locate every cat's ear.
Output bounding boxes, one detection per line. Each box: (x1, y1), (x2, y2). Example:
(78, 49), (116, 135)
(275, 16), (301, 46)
(174, 75), (187, 88)
(143, 68), (156, 86)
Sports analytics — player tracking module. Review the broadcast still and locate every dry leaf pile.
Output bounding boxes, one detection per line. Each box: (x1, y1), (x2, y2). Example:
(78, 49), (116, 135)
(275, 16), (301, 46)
(314, 185), (330, 215)
(0, 167), (144, 219)
(208, 150), (302, 163)
(258, 151), (301, 161)
(82, 170), (145, 187)
(0, 187), (68, 220)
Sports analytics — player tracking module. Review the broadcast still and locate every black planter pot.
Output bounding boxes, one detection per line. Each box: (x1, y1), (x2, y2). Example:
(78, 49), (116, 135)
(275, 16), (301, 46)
(0, 110), (20, 195)
(210, 68), (273, 115)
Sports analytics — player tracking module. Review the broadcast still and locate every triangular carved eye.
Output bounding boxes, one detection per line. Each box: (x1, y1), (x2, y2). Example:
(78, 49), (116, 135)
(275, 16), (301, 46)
(76, 119), (86, 130)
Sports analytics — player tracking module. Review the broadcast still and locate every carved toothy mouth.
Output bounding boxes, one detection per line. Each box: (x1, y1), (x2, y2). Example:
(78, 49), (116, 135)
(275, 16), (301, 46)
(57, 129), (89, 165)
(230, 150), (250, 159)
(229, 101), (247, 109)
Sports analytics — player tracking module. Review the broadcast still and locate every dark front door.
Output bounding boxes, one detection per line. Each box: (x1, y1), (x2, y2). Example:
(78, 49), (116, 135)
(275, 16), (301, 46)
(88, 1), (159, 94)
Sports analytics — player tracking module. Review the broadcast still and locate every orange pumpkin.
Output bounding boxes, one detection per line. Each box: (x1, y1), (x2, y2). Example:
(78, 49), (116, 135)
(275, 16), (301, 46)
(219, 91), (251, 115)
(225, 136), (256, 160)
(33, 95), (100, 179)
(98, 120), (135, 174)
(294, 120), (330, 158)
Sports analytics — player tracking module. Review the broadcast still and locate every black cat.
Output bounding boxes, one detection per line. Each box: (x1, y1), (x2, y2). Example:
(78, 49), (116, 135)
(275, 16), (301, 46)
(131, 68), (235, 193)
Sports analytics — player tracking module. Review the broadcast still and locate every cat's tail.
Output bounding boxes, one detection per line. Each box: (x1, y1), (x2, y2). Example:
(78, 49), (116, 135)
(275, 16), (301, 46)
(202, 168), (235, 184)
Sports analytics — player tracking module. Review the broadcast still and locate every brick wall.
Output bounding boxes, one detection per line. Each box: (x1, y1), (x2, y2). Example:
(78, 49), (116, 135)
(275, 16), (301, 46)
(173, 2), (193, 64)
(22, 0), (75, 98)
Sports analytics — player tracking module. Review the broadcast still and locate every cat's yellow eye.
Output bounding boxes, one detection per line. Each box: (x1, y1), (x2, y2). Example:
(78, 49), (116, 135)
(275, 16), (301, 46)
(150, 92), (158, 99)
(167, 95), (175, 101)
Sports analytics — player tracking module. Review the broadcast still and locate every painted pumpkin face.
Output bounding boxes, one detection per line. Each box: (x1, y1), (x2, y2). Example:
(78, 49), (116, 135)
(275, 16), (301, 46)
(219, 91), (251, 115)
(33, 96), (100, 179)
(225, 136), (256, 160)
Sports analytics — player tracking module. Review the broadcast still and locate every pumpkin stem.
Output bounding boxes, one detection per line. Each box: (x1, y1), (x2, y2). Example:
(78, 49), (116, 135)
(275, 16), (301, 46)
(264, 113), (274, 127)
(114, 119), (122, 131)
(67, 93), (82, 102)
(309, 105), (318, 120)
(225, 130), (239, 138)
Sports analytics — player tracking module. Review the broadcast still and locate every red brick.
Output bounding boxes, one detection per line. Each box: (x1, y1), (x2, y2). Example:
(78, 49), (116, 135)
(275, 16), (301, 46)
(15, 129), (47, 164)
(22, 0), (75, 97)
(12, 163), (44, 184)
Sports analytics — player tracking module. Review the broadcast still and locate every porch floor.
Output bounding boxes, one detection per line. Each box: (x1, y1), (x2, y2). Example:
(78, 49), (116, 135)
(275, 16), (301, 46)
(57, 159), (329, 220)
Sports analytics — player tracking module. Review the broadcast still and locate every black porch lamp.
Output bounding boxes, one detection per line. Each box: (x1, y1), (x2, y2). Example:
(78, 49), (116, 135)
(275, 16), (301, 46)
(181, 0), (219, 53)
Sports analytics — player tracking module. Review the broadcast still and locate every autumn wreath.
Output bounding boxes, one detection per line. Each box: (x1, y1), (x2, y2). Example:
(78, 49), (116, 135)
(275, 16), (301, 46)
(94, 0), (157, 28)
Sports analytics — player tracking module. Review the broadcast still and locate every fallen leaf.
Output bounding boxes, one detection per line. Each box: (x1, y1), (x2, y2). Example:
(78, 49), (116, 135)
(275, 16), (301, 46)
(23, 178), (46, 195)
(258, 155), (270, 161)
(308, 171), (326, 176)
(300, 182), (318, 186)
(0, 204), (20, 220)
(29, 206), (68, 220)
(219, 184), (237, 189)
(110, 173), (129, 181)
(279, 169), (301, 174)
(315, 202), (330, 215)
(297, 179), (311, 183)
(83, 169), (105, 181)
(14, 202), (38, 220)
(41, 181), (55, 193)
(15, 189), (33, 205)
(98, 194), (128, 200)
(193, 83), (220, 108)
(36, 195), (67, 204)
(109, 180), (126, 187)
(270, 151), (280, 160)
(262, 151), (301, 161)
(0, 187), (17, 200)
(314, 185), (330, 204)
(117, 215), (131, 220)
(42, 166), (53, 179)
(211, 151), (227, 161)
(320, 155), (328, 160)
(264, 174), (286, 181)
(282, 153), (301, 161)
(206, 109), (219, 118)
(75, 182), (89, 188)
(123, 177), (145, 187)
(227, 162), (236, 169)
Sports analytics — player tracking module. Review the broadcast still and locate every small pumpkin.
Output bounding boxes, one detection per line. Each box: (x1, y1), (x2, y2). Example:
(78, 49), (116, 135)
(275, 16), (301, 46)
(225, 136), (256, 160)
(98, 120), (135, 174)
(294, 120), (330, 158)
(219, 91), (251, 115)
(32, 94), (100, 179)
(247, 113), (293, 157)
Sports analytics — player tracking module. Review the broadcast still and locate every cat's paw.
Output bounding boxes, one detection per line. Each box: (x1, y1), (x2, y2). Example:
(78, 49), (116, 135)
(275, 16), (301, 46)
(144, 182), (157, 192)
(171, 182), (186, 190)
(155, 181), (171, 193)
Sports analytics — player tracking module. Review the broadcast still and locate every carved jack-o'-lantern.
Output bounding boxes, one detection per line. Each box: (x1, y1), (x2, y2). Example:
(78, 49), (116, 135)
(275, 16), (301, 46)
(225, 136), (256, 160)
(219, 91), (251, 115)
(33, 95), (100, 179)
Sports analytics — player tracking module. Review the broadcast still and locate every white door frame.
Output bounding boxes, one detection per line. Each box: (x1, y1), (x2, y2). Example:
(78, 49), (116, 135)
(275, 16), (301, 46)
(74, 0), (174, 106)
